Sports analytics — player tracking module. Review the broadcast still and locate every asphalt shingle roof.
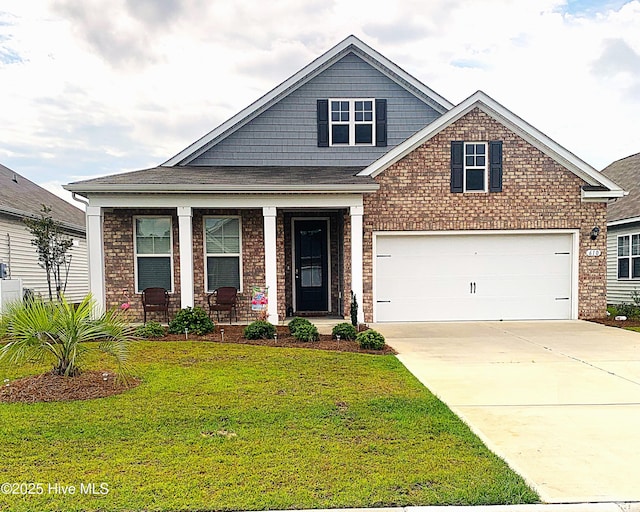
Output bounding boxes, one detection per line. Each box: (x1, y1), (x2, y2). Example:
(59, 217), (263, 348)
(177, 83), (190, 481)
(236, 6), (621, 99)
(66, 166), (377, 193)
(601, 152), (640, 223)
(0, 163), (85, 232)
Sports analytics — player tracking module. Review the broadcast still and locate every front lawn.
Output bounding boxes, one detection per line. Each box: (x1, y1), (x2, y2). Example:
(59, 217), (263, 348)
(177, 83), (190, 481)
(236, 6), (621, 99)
(0, 341), (538, 511)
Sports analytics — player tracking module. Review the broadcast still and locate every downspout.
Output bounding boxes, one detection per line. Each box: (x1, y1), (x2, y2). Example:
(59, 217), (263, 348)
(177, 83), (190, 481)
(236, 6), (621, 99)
(6, 233), (11, 278)
(71, 192), (89, 208)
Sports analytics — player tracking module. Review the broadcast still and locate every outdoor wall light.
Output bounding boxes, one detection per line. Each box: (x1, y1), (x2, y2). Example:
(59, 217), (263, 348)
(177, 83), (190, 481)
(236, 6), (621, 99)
(590, 226), (600, 240)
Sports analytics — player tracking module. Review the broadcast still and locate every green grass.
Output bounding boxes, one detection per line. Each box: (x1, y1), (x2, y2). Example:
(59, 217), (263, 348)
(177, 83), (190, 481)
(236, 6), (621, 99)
(0, 341), (538, 511)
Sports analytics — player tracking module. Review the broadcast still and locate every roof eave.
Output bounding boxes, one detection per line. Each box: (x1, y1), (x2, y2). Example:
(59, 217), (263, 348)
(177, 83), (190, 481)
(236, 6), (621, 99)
(0, 206), (86, 234)
(608, 216), (640, 227)
(581, 189), (627, 202)
(64, 183), (379, 194)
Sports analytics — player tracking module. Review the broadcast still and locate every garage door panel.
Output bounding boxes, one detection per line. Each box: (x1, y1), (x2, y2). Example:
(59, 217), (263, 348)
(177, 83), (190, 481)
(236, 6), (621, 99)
(374, 233), (574, 322)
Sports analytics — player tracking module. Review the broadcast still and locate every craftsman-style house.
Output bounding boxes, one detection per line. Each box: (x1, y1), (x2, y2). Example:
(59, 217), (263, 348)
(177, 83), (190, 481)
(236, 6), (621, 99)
(65, 36), (622, 323)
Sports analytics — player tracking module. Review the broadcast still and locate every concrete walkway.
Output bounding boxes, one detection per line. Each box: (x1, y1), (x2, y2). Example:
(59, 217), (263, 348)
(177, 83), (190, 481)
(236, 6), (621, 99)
(374, 320), (640, 504)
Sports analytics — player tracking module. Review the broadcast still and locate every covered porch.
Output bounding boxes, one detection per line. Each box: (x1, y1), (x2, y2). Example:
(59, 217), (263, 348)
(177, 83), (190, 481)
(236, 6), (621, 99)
(85, 194), (366, 325)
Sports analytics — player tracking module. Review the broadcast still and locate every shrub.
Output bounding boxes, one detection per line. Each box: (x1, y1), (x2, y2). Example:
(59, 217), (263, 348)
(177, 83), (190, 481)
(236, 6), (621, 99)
(135, 321), (166, 338)
(244, 320), (276, 340)
(615, 303), (640, 319)
(0, 294), (134, 378)
(332, 322), (357, 341)
(356, 329), (386, 350)
(294, 323), (319, 342)
(168, 307), (215, 336)
(288, 317), (312, 335)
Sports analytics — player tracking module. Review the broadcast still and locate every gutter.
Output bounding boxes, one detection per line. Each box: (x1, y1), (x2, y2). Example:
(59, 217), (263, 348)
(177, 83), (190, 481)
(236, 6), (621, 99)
(63, 183), (380, 194)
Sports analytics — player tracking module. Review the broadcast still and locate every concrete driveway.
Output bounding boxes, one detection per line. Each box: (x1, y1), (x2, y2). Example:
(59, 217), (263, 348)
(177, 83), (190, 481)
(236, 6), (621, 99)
(374, 320), (640, 504)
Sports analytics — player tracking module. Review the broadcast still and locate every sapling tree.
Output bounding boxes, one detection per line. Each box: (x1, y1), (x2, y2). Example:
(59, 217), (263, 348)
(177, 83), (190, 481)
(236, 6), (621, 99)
(24, 205), (74, 301)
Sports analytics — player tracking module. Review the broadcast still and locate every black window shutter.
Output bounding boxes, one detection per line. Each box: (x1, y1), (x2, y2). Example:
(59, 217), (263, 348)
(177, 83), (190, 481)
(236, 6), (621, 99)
(375, 99), (387, 147)
(317, 99), (329, 147)
(451, 141), (464, 193)
(489, 141), (503, 192)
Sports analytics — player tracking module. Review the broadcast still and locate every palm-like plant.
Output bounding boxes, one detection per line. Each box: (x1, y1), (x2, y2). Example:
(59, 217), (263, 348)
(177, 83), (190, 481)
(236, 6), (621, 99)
(0, 294), (134, 379)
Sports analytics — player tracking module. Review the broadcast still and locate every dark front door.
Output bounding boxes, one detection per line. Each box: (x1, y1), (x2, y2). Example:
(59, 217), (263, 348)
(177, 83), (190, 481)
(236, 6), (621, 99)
(294, 219), (329, 312)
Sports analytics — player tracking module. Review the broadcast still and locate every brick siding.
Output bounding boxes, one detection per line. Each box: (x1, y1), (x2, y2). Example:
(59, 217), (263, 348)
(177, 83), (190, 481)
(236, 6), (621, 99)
(103, 208), (265, 323)
(362, 108), (607, 321)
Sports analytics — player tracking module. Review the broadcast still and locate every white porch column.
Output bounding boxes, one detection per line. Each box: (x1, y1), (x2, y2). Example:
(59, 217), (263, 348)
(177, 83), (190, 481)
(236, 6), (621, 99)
(263, 206), (279, 324)
(177, 206), (194, 309)
(86, 206), (105, 314)
(350, 206), (364, 324)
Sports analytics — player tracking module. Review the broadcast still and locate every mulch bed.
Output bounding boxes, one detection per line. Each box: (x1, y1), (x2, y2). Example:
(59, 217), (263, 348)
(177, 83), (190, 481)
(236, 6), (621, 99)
(588, 317), (640, 329)
(159, 324), (397, 355)
(0, 371), (140, 404)
(1, 325), (393, 405)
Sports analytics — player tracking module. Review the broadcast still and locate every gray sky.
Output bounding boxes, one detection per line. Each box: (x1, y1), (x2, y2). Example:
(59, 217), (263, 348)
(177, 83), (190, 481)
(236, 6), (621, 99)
(1, 0), (639, 205)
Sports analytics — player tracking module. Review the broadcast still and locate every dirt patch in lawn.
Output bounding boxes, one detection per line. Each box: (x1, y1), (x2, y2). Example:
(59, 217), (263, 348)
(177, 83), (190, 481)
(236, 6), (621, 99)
(0, 371), (141, 404)
(160, 324), (397, 355)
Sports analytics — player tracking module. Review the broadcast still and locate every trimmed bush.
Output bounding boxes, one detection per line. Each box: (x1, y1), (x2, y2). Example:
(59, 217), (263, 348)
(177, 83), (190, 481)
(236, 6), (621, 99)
(294, 323), (319, 342)
(331, 322), (357, 341)
(288, 317), (312, 335)
(168, 307), (215, 336)
(244, 320), (276, 340)
(356, 329), (386, 350)
(135, 321), (166, 338)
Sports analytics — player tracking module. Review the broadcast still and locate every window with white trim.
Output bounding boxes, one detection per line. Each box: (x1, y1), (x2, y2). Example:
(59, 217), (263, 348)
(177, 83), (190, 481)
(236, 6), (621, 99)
(617, 234), (640, 279)
(205, 217), (242, 292)
(329, 99), (375, 146)
(464, 142), (488, 192)
(134, 217), (173, 292)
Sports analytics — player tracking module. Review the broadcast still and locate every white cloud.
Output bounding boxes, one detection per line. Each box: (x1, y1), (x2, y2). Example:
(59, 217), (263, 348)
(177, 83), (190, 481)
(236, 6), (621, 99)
(0, 0), (639, 190)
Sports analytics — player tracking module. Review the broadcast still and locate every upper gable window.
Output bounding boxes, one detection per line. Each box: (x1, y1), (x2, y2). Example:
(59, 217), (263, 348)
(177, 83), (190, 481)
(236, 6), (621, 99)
(330, 99), (375, 146)
(451, 141), (502, 193)
(464, 142), (487, 192)
(317, 99), (386, 148)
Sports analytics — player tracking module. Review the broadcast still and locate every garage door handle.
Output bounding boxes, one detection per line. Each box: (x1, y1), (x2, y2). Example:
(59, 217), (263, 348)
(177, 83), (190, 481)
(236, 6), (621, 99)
(470, 282), (477, 294)
(377, 300), (391, 303)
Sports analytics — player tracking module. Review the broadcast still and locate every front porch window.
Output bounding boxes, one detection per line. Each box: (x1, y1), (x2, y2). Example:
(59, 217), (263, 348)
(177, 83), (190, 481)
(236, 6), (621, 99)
(134, 217), (173, 293)
(204, 216), (242, 291)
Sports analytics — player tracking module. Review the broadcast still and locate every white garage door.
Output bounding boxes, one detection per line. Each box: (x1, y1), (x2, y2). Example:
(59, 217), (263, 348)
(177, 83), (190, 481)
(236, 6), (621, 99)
(374, 233), (574, 322)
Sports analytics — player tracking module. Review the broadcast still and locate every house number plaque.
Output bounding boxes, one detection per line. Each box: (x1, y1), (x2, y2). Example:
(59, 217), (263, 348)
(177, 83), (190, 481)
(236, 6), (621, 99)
(586, 249), (601, 257)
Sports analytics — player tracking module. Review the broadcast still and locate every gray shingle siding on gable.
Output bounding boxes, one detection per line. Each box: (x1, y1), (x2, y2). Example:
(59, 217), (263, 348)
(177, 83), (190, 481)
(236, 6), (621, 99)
(189, 53), (442, 167)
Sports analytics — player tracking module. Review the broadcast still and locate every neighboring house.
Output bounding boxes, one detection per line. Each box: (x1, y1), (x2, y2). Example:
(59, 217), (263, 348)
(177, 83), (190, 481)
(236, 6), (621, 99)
(65, 35), (623, 323)
(601, 152), (640, 305)
(0, 163), (88, 302)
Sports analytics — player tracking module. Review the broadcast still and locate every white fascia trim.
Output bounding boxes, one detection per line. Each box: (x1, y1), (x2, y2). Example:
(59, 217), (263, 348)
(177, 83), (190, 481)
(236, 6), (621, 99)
(581, 189), (627, 201)
(608, 216), (640, 227)
(65, 183), (378, 194)
(359, 90), (624, 194)
(162, 35), (452, 167)
(84, 193), (364, 210)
